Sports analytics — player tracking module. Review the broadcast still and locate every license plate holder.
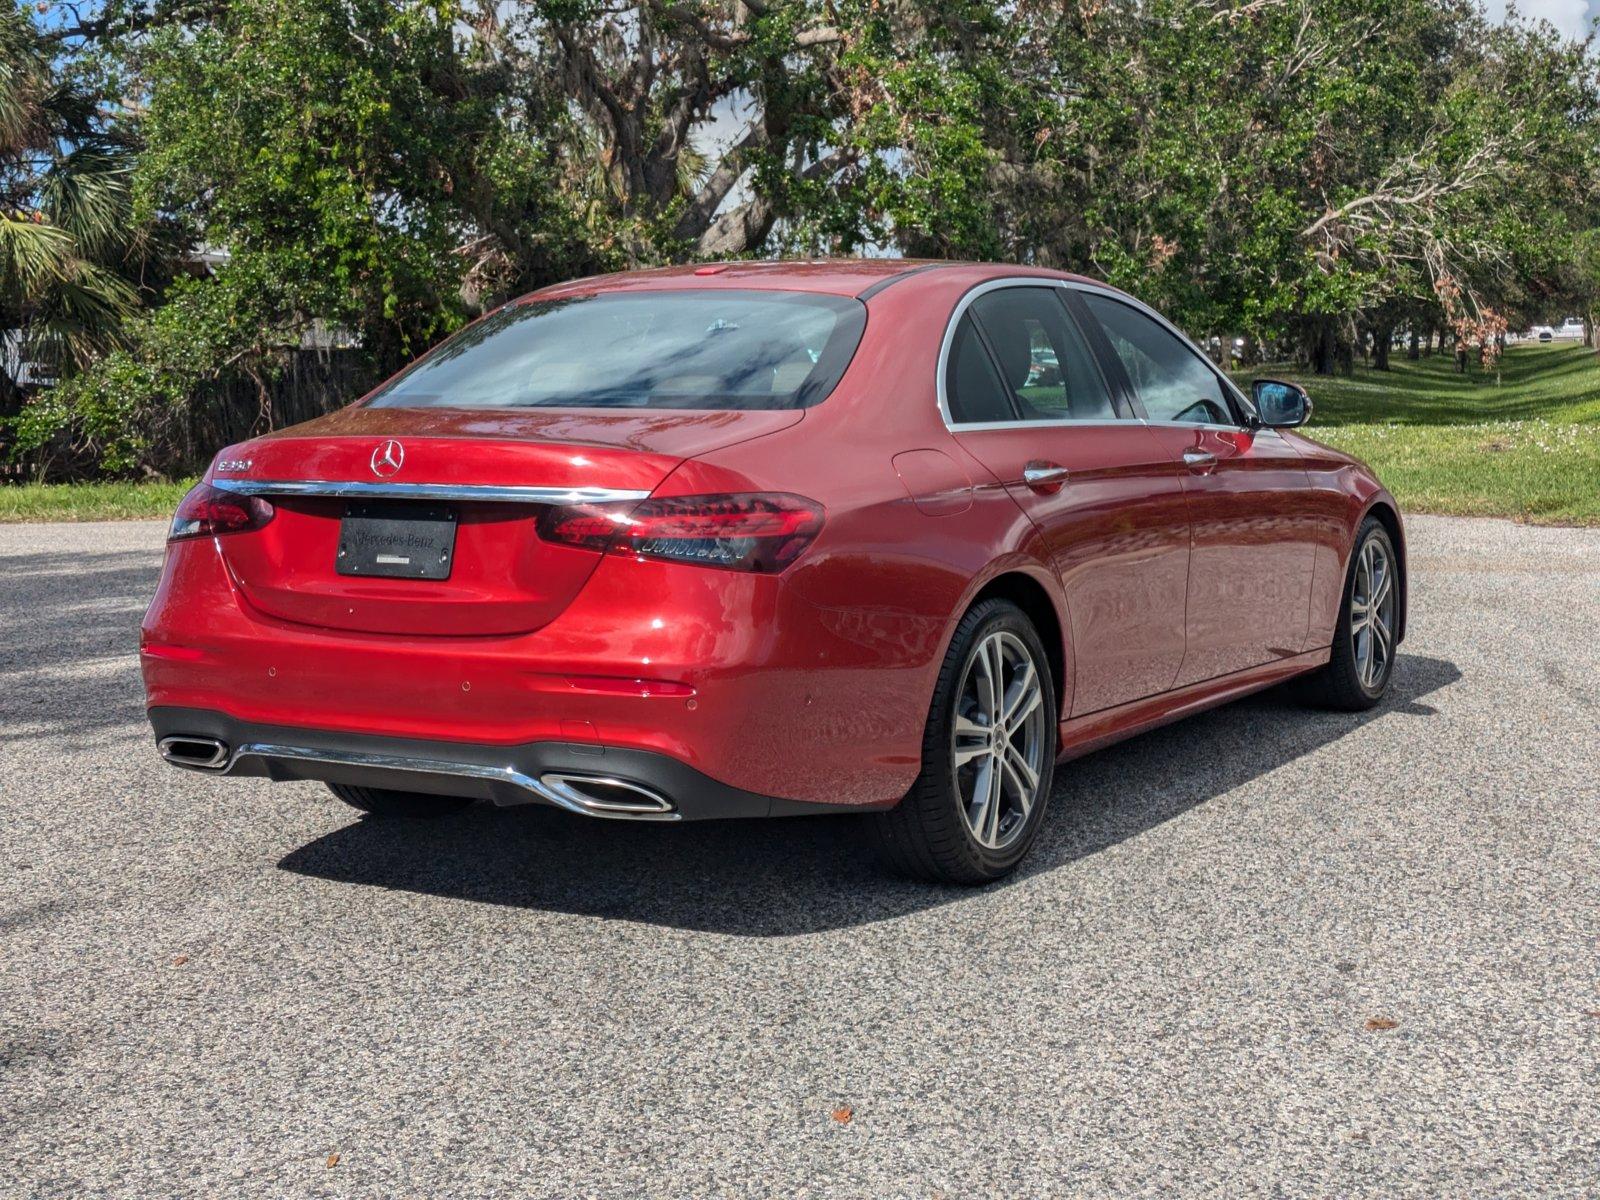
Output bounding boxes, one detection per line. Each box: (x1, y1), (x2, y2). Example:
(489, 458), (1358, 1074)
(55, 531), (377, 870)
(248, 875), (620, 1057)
(337, 502), (457, 579)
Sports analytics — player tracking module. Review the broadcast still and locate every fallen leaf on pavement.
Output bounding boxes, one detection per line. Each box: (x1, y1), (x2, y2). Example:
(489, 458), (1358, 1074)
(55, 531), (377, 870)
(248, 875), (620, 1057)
(171, 955), (189, 967)
(831, 1106), (853, 1124)
(326, 1154), (340, 1168)
(1365, 1017), (1398, 1032)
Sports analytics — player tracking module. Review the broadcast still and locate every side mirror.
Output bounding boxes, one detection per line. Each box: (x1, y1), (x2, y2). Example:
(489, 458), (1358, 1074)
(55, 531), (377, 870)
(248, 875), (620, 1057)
(1251, 379), (1312, 428)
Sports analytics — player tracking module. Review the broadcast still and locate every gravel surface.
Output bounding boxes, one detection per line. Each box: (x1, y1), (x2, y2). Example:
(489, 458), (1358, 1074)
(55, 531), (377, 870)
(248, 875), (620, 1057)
(2, 515), (1597, 1198)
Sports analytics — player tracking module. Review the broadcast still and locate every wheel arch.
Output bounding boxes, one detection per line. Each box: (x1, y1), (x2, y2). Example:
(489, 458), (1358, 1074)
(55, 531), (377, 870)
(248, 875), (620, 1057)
(966, 569), (1068, 720)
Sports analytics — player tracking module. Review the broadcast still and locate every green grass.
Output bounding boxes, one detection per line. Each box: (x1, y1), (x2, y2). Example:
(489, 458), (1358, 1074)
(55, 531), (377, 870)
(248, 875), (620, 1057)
(0, 478), (196, 523)
(2, 344), (1597, 524)
(1236, 343), (1600, 525)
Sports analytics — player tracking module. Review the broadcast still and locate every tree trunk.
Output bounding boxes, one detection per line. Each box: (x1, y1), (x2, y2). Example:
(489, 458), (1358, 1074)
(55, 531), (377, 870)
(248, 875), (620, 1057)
(1407, 330), (1419, 361)
(1373, 326), (1392, 371)
(1218, 335), (1234, 372)
(696, 195), (778, 256)
(1310, 321), (1337, 376)
(1335, 334), (1354, 376)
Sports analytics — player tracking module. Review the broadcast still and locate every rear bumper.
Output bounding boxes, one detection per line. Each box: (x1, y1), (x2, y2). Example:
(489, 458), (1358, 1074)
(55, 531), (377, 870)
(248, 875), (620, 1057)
(141, 534), (942, 808)
(150, 706), (880, 820)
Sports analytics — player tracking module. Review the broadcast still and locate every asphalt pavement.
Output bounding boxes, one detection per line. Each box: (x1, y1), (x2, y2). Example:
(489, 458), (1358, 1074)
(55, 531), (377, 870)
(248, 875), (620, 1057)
(2, 515), (1597, 1198)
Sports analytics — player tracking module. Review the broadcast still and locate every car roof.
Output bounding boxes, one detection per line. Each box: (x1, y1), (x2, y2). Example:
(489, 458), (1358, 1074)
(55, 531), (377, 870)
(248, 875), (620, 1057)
(521, 259), (1117, 302)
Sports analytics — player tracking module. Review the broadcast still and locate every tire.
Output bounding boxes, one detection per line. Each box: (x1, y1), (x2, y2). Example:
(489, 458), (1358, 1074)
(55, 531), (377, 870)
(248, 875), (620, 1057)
(871, 598), (1057, 885)
(326, 782), (475, 819)
(1299, 517), (1400, 711)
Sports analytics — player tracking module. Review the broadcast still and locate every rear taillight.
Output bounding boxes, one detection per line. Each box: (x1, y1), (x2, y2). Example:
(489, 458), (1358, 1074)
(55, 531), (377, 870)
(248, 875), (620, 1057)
(537, 493), (824, 573)
(168, 482), (275, 542)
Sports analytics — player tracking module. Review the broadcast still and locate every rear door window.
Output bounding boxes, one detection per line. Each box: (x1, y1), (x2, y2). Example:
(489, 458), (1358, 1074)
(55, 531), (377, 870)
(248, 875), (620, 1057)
(944, 313), (1018, 424)
(968, 287), (1118, 421)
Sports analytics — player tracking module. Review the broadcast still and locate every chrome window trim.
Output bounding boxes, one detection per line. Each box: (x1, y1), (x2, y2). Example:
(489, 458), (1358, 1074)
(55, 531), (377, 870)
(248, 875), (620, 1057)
(945, 418), (1133, 433)
(1141, 419), (1283, 439)
(937, 278), (1084, 430)
(937, 276), (1257, 434)
(209, 479), (650, 505)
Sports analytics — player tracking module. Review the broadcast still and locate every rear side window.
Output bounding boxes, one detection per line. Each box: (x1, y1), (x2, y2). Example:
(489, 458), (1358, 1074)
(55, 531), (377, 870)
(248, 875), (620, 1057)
(945, 313), (1016, 424)
(1081, 294), (1235, 425)
(969, 288), (1116, 421)
(367, 290), (866, 411)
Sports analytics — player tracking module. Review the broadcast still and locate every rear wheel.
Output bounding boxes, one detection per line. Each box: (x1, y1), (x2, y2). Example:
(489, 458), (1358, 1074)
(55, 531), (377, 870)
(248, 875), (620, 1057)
(1299, 517), (1400, 711)
(326, 783), (474, 819)
(871, 598), (1056, 885)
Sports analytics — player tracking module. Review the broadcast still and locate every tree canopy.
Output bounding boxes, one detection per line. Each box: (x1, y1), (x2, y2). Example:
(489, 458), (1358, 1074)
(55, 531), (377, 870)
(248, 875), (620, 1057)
(9, 0), (1600, 475)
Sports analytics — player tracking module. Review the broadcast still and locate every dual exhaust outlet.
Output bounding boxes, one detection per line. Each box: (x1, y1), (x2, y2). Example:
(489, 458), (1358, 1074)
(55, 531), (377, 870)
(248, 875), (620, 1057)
(156, 735), (676, 818)
(158, 736), (230, 771)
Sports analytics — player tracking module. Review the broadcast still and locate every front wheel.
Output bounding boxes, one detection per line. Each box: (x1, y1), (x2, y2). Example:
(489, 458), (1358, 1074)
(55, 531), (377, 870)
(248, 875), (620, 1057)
(1299, 517), (1400, 711)
(870, 598), (1057, 885)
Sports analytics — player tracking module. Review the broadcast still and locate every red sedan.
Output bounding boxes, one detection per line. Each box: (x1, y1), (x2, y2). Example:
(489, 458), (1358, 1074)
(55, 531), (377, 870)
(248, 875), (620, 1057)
(143, 260), (1405, 884)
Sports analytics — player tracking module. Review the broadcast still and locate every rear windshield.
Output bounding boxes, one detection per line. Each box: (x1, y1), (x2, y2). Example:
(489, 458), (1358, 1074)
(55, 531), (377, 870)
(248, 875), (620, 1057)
(366, 289), (867, 411)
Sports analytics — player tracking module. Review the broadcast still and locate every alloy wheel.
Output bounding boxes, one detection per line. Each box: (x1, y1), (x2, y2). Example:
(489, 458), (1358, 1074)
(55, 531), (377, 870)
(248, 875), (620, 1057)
(1350, 536), (1396, 691)
(951, 630), (1049, 850)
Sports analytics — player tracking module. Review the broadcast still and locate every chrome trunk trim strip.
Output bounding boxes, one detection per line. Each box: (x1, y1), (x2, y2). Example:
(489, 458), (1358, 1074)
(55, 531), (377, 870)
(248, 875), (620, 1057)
(209, 479), (650, 505)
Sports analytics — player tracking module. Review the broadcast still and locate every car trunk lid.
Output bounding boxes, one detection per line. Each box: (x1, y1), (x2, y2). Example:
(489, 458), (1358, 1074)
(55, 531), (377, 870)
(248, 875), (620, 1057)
(209, 406), (802, 636)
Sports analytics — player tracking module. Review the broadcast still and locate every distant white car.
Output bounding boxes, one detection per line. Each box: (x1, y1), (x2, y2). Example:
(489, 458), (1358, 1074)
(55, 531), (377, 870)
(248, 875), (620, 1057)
(1556, 318), (1586, 340)
(1530, 325), (1555, 342)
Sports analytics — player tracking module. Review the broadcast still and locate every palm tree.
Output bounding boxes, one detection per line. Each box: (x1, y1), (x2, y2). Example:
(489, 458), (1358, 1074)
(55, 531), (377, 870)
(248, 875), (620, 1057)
(0, 3), (142, 379)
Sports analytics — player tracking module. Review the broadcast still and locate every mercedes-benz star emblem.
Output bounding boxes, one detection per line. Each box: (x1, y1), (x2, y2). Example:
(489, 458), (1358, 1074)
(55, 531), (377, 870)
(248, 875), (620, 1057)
(370, 439), (405, 478)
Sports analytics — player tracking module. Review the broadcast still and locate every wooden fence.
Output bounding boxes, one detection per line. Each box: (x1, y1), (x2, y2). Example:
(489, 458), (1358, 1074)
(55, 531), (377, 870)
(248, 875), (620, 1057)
(172, 348), (382, 474)
(0, 347), (387, 481)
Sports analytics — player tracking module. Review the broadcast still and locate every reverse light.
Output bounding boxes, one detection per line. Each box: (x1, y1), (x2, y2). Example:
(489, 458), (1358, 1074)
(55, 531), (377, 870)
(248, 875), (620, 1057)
(168, 482), (275, 542)
(537, 493), (824, 573)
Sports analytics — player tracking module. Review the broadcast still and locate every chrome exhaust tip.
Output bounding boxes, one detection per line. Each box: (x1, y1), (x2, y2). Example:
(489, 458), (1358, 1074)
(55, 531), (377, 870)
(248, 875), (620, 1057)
(158, 736), (230, 771)
(539, 773), (675, 817)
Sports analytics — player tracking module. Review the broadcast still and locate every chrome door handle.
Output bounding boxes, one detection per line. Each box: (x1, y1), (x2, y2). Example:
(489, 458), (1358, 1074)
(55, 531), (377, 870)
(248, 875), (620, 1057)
(1182, 449), (1217, 470)
(1022, 464), (1070, 488)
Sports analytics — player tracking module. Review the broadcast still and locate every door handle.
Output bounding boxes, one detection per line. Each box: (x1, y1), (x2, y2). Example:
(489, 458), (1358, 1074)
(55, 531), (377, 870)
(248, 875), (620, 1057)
(1022, 462), (1070, 491)
(1182, 448), (1217, 472)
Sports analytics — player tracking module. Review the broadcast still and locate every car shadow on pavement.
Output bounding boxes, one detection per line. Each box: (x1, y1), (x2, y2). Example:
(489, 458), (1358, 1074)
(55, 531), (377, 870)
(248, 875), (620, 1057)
(278, 652), (1462, 936)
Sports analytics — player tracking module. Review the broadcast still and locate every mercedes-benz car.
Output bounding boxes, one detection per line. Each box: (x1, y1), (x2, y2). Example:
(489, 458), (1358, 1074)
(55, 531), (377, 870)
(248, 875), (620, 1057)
(143, 260), (1405, 884)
